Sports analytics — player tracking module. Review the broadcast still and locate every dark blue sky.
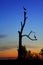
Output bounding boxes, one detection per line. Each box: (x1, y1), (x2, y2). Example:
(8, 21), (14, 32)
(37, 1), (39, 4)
(0, 0), (43, 49)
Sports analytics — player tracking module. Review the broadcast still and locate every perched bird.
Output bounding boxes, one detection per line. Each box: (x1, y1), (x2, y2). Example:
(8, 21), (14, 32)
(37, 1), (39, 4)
(34, 35), (36, 39)
(23, 7), (26, 10)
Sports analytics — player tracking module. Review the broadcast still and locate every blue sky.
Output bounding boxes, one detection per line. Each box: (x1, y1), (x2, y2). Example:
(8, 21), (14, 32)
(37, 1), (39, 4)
(0, 0), (43, 51)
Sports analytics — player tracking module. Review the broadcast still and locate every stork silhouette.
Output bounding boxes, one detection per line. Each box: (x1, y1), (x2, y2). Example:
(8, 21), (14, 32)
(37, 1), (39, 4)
(34, 35), (36, 39)
(23, 7), (26, 10)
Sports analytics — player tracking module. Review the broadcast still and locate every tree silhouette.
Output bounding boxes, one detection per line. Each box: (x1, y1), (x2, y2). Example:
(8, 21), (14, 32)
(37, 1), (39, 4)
(18, 45), (27, 59)
(18, 8), (37, 60)
(27, 50), (32, 59)
(40, 48), (43, 55)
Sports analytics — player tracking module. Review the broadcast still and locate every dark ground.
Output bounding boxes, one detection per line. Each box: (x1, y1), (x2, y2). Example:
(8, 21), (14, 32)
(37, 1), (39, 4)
(0, 59), (43, 65)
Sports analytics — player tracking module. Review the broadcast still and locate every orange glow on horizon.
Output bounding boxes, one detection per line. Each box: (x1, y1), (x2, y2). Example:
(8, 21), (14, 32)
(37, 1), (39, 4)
(0, 48), (42, 58)
(26, 48), (41, 53)
(0, 48), (18, 58)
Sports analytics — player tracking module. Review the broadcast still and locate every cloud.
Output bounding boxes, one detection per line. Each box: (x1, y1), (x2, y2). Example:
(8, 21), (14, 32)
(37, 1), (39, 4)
(0, 46), (15, 51)
(0, 35), (7, 38)
(0, 42), (18, 51)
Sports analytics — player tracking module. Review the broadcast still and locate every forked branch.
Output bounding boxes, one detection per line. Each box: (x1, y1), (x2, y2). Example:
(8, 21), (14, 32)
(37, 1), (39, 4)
(22, 34), (37, 41)
(22, 31), (37, 41)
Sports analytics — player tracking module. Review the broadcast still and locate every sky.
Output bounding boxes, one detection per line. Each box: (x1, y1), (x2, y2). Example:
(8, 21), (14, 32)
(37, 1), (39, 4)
(0, 0), (43, 58)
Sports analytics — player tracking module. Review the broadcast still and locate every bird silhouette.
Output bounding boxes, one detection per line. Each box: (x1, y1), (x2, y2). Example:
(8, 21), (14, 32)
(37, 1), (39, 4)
(34, 35), (36, 39)
(23, 7), (26, 10)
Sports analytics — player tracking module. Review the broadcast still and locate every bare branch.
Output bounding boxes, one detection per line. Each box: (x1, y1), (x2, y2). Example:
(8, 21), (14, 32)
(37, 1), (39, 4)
(21, 22), (22, 28)
(22, 30), (37, 41)
(22, 34), (37, 41)
(21, 10), (27, 33)
(28, 30), (33, 36)
(21, 18), (26, 33)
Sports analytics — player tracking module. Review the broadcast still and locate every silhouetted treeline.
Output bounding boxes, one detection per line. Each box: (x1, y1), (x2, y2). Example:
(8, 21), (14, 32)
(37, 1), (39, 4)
(18, 46), (43, 60)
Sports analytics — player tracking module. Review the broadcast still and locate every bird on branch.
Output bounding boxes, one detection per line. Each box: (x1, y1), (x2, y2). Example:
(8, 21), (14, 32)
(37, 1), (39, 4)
(34, 35), (36, 39)
(23, 7), (26, 10)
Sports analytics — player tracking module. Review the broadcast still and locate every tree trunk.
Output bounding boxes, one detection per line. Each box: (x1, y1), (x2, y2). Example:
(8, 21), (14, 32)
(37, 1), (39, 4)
(18, 32), (22, 59)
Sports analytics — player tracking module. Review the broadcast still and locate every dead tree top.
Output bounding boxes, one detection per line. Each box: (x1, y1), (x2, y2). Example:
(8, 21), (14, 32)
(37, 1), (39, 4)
(18, 8), (37, 41)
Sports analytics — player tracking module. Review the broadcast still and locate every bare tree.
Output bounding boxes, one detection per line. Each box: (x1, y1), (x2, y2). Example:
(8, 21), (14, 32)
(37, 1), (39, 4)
(18, 8), (37, 60)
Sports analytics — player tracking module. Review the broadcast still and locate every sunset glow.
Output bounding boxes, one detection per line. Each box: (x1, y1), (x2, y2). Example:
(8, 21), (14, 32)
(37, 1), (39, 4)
(0, 0), (43, 60)
(0, 48), (18, 58)
(0, 48), (41, 58)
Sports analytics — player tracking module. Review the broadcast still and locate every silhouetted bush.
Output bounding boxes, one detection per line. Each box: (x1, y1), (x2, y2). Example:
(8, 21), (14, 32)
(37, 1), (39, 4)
(40, 48), (43, 55)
